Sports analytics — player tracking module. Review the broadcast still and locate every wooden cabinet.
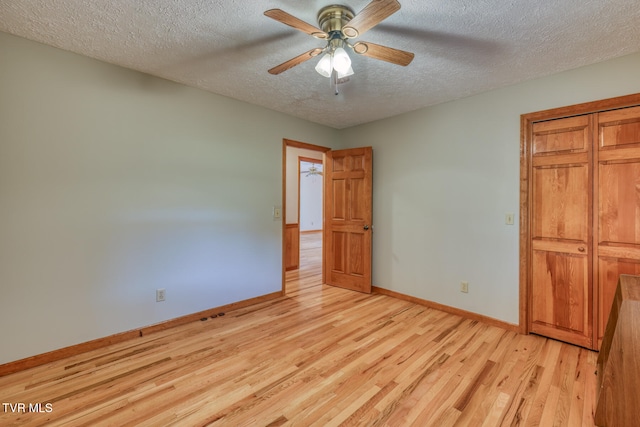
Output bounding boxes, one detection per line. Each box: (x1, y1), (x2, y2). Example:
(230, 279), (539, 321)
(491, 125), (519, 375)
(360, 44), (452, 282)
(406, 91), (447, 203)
(523, 97), (640, 349)
(595, 275), (640, 426)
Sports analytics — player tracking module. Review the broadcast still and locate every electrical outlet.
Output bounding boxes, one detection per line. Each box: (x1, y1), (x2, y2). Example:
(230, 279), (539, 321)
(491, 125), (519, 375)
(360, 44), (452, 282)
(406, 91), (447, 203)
(460, 281), (469, 293)
(156, 288), (166, 302)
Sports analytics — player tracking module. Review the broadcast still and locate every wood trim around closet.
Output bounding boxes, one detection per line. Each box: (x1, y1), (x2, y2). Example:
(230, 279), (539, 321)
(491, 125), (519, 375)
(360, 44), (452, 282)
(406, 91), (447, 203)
(519, 92), (640, 336)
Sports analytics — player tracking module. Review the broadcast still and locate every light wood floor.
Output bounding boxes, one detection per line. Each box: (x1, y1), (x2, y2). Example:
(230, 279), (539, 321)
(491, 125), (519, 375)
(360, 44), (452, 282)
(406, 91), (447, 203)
(0, 231), (598, 426)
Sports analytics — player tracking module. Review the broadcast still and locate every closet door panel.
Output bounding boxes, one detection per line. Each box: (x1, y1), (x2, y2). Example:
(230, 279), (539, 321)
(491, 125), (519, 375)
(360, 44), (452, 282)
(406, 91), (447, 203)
(529, 116), (593, 348)
(599, 105), (640, 148)
(531, 249), (590, 346)
(532, 115), (590, 154)
(599, 162), (640, 245)
(532, 165), (589, 240)
(596, 106), (640, 347)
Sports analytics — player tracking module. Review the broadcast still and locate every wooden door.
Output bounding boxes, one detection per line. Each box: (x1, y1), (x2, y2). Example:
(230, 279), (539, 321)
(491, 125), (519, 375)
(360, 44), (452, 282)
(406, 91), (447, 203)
(529, 115), (594, 348)
(324, 147), (372, 293)
(596, 105), (640, 347)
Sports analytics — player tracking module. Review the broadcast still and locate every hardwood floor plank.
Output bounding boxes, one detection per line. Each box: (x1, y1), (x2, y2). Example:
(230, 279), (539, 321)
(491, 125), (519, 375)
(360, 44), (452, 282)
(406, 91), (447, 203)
(523, 340), (563, 426)
(496, 336), (548, 426)
(566, 348), (589, 427)
(454, 360), (497, 411)
(0, 231), (598, 426)
(506, 364), (544, 426)
(481, 391), (512, 427)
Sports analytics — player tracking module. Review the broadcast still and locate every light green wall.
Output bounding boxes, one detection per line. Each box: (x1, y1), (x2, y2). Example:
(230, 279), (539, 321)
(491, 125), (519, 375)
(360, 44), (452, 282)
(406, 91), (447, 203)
(0, 32), (340, 364)
(3, 27), (640, 364)
(341, 52), (640, 324)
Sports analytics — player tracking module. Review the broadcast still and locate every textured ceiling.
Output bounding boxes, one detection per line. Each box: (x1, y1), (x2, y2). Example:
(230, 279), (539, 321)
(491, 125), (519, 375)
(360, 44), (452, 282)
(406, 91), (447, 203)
(1, 0), (640, 129)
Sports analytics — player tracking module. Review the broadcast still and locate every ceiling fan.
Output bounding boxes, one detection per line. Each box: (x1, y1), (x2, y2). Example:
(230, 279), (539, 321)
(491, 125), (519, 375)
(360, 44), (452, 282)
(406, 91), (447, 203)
(264, 0), (414, 83)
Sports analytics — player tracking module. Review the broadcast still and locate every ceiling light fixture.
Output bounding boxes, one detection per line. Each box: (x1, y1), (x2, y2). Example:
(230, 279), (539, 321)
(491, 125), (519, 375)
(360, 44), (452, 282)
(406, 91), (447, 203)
(332, 46), (352, 74)
(314, 43), (354, 78)
(265, 2), (414, 95)
(315, 38), (354, 95)
(314, 53), (332, 78)
(303, 164), (323, 177)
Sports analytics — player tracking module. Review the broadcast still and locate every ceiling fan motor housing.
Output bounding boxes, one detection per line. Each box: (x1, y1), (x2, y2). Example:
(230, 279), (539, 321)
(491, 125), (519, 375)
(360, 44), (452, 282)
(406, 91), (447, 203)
(317, 5), (355, 34)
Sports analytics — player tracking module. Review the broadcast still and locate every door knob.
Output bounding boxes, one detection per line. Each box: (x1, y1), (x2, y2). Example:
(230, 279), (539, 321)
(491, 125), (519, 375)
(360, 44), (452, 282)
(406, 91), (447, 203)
(363, 225), (370, 230)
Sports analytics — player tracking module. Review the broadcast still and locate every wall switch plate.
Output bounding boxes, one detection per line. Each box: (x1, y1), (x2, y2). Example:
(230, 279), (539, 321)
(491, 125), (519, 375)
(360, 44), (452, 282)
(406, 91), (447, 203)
(156, 288), (166, 302)
(460, 281), (469, 293)
(273, 206), (281, 220)
(505, 213), (515, 225)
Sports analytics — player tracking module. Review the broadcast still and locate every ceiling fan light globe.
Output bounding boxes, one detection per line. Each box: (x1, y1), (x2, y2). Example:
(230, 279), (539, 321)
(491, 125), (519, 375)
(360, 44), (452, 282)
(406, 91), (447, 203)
(315, 53), (332, 78)
(332, 47), (352, 74)
(337, 66), (354, 78)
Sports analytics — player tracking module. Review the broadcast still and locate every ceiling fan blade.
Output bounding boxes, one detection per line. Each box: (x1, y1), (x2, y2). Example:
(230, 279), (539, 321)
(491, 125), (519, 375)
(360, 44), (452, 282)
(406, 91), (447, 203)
(264, 9), (328, 39)
(342, 0), (401, 38)
(352, 42), (414, 66)
(268, 48), (325, 75)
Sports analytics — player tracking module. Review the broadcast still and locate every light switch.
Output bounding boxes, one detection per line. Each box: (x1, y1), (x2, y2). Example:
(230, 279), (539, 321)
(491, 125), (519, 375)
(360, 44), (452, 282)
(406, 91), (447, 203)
(273, 206), (281, 220)
(505, 213), (515, 225)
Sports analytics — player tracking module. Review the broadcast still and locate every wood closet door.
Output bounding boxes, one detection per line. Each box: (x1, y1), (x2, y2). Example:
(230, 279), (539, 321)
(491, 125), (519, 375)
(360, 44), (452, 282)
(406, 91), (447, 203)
(596, 105), (640, 347)
(530, 115), (594, 348)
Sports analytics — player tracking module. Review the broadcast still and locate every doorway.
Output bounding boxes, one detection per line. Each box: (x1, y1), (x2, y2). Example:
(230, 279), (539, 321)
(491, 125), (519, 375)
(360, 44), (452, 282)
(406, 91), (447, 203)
(282, 140), (374, 295)
(299, 158), (323, 234)
(282, 139), (330, 294)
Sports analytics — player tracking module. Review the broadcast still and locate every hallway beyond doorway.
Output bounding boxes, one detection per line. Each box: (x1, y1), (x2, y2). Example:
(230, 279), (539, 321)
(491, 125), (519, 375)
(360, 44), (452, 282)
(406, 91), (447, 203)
(285, 231), (321, 294)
